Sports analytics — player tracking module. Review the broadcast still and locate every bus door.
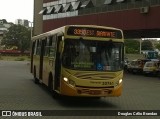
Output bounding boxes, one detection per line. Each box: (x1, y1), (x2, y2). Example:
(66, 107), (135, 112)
(30, 41), (35, 73)
(54, 35), (63, 90)
(39, 38), (46, 81)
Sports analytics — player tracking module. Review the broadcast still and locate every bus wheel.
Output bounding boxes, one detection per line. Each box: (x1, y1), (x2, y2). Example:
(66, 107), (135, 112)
(34, 67), (39, 84)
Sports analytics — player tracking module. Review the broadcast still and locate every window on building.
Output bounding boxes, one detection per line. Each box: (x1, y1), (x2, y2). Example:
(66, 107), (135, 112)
(46, 6), (55, 14)
(81, 0), (94, 8)
(116, 0), (126, 3)
(39, 8), (47, 15)
(54, 4), (63, 13)
(63, 3), (72, 12)
(104, 0), (113, 5)
(72, 1), (81, 10)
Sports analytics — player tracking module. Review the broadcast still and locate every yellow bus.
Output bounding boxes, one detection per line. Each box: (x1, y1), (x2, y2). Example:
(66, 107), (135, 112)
(30, 25), (124, 98)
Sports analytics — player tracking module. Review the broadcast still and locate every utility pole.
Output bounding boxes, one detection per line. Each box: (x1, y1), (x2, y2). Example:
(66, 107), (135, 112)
(140, 38), (142, 54)
(29, 21), (33, 39)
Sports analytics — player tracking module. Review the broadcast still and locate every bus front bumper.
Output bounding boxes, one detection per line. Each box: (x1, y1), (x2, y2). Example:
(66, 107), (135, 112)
(60, 80), (122, 97)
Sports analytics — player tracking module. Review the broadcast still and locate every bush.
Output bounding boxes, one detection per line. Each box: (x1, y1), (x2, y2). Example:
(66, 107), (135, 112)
(14, 57), (25, 61)
(0, 56), (3, 60)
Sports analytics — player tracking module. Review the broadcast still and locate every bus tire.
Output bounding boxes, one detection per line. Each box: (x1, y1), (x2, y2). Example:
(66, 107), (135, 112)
(34, 67), (39, 84)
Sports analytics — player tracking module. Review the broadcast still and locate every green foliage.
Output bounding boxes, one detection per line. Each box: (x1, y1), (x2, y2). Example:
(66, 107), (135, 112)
(155, 42), (160, 50)
(124, 39), (140, 54)
(2, 24), (31, 52)
(141, 40), (153, 50)
(14, 57), (25, 61)
(0, 56), (3, 60)
(124, 39), (154, 54)
(0, 56), (29, 61)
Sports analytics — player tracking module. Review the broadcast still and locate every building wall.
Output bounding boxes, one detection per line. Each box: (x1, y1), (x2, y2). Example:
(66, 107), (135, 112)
(43, 6), (160, 32)
(33, 0), (43, 36)
(15, 19), (29, 27)
(34, 0), (160, 38)
(43, 0), (56, 3)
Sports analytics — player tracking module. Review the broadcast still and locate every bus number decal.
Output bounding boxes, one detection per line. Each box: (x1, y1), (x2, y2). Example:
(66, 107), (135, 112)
(102, 82), (114, 85)
(90, 81), (114, 86)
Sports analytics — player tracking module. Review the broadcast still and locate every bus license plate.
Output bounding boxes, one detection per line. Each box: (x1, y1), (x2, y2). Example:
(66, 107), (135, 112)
(89, 90), (101, 95)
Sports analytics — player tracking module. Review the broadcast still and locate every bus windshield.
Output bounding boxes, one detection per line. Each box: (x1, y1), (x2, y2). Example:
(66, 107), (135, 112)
(62, 39), (123, 71)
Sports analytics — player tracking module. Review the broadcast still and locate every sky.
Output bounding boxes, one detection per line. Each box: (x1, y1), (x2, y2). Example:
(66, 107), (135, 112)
(0, 0), (33, 23)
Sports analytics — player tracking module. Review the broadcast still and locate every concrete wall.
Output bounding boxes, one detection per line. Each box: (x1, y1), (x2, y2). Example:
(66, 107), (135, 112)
(33, 0), (43, 36)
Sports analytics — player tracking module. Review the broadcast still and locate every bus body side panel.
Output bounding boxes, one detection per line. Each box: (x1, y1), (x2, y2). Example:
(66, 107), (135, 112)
(53, 35), (63, 90)
(42, 57), (49, 85)
(33, 55), (40, 79)
(39, 40), (46, 81)
(42, 57), (56, 86)
(30, 41), (35, 73)
(42, 35), (59, 88)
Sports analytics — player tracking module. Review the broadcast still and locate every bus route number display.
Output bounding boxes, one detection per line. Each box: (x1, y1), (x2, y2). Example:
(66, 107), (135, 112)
(67, 27), (122, 39)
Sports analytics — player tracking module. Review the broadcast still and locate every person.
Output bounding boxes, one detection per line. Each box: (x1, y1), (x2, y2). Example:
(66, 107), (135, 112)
(74, 43), (90, 62)
(101, 49), (113, 71)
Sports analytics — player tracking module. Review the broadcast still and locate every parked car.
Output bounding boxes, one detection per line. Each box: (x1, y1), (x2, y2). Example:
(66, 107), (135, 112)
(127, 59), (150, 74)
(124, 60), (129, 71)
(143, 61), (159, 76)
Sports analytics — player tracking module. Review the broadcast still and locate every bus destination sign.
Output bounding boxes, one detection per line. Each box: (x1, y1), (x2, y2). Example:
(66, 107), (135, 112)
(67, 27), (122, 39)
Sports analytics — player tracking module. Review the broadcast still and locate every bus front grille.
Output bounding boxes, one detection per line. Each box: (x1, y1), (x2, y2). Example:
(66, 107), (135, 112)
(77, 88), (112, 95)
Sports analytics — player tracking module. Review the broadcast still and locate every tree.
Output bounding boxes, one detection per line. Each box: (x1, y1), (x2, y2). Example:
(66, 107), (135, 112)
(141, 40), (153, 51)
(2, 24), (31, 52)
(155, 41), (160, 51)
(124, 39), (140, 54)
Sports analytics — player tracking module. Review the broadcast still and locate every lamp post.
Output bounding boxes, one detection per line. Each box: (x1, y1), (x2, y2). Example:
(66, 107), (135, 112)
(140, 38), (142, 54)
(29, 21), (33, 39)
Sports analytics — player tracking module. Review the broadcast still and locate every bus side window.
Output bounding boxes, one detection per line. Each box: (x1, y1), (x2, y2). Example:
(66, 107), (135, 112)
(33, 41), (37, 55)
(43, 38), (48, 56)
(35, 40), (39, 55)
(37, 40), (42, 55)
(49, 35), (56, 57)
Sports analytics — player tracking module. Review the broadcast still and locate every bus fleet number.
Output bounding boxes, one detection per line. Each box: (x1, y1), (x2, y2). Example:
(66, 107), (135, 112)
(102, 82), (114, 85)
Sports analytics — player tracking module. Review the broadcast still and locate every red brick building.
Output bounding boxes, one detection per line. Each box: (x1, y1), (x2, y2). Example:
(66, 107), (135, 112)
(34, 0), (160, 38)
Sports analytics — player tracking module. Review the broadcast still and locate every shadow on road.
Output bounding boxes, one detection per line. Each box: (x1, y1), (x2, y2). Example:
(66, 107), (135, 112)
(55, 96), (118, 109)
(31, 79), (119, 109)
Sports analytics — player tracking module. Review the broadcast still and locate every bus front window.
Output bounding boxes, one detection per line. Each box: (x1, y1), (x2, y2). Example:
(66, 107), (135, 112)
(62, 39), (123, 71)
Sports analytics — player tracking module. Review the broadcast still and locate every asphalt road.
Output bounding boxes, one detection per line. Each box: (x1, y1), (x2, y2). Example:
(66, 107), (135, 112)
(0, 61), (160, 119)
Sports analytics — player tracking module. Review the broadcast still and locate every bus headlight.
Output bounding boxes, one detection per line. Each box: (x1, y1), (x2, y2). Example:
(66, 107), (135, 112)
(63, 77), (68, 82)
(119, 79), (122, 84)
(115, 79), (123, 86)
(63, 77), (75, 87)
